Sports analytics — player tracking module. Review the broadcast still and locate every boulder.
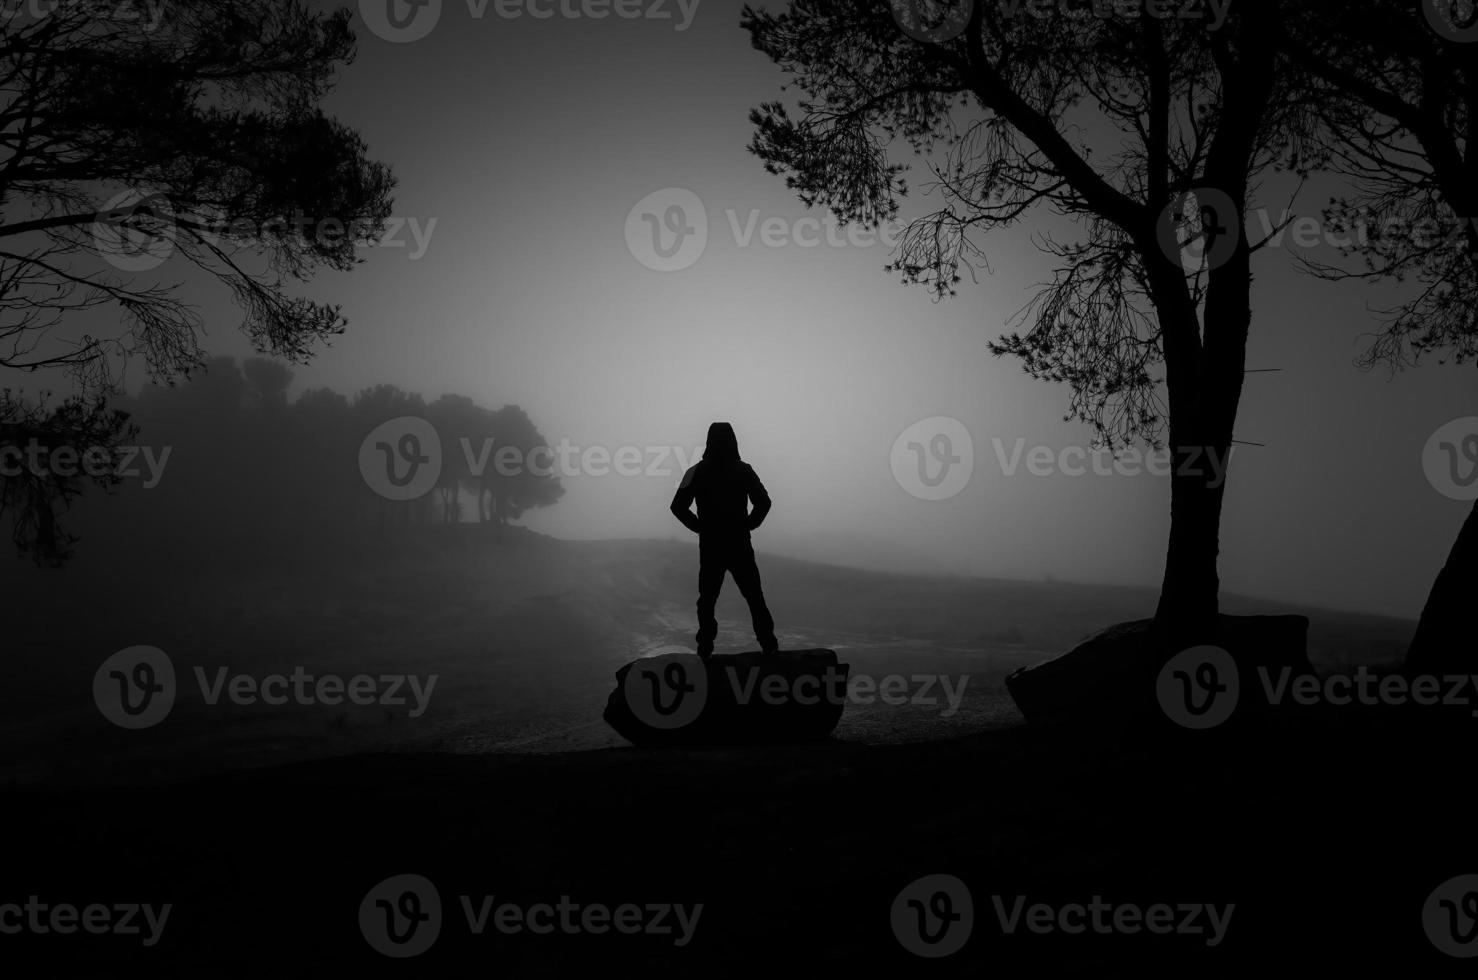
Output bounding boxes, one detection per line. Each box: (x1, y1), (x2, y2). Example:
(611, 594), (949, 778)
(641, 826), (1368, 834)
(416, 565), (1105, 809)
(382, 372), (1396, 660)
(604, 649), (849, 747)
(1005, 615), (1315, 726)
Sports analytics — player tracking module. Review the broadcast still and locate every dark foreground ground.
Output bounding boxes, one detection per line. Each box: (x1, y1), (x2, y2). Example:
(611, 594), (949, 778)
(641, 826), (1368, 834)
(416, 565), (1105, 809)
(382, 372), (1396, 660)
(0, 532), (1445, 974)
(9, 702), (1476, 977)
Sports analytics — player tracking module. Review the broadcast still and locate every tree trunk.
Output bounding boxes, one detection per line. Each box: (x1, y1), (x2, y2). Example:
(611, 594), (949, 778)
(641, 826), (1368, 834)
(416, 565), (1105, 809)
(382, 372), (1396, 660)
(1146, 1), (1271, 647)
(1149, 332), (1244, 647)
(1155, 459), (1228, 639)
(1146, 298), (1228, 644)
(1143, 220), (1251, 647)
(1405, 497), (1478, 675)
(1153, 308), (1248, 642)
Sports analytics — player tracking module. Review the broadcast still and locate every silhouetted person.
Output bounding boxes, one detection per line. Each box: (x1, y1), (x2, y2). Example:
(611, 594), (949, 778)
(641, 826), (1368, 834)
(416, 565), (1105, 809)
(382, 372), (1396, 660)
(670, 422), (778, 657)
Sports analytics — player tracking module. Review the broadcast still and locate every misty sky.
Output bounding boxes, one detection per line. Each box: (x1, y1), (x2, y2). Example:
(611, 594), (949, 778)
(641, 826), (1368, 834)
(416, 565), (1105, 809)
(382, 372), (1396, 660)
(51, 1), (1478, 618)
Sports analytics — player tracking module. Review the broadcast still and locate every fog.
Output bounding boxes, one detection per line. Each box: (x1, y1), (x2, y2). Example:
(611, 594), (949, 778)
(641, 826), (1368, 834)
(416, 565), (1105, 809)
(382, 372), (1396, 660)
(11, 2), (1471, 619)
(10, 5), (1477, 971)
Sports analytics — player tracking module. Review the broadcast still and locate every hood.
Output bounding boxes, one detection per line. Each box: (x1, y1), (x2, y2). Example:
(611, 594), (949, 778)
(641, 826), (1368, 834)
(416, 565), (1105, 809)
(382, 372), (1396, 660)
(704, 422), (740, 461)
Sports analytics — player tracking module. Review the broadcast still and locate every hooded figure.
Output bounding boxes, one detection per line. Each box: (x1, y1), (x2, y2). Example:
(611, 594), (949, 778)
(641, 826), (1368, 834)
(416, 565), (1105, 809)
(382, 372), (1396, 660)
(670, 422), (778, 656)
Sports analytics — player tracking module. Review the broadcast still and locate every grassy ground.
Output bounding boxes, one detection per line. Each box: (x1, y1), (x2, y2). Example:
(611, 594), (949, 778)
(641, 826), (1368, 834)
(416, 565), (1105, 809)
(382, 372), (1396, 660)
(0, 529), (1413, 785)
(3, 530), (1450, 975)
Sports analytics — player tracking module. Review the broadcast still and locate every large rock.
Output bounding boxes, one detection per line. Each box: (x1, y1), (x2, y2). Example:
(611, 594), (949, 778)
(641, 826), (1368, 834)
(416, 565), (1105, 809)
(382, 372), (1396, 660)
(1005, 615), (1315, 726)
(604, 649), (849, 747)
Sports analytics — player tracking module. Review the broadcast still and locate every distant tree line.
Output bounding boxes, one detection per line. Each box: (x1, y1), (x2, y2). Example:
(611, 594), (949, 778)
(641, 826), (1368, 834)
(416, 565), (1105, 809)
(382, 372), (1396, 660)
(0, 357), (564, 565)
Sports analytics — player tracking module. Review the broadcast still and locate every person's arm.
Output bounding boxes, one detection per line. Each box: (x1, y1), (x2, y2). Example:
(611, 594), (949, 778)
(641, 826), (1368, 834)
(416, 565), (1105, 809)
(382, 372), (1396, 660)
(670, 466), (703, 534)
(746, 466), (772, 531)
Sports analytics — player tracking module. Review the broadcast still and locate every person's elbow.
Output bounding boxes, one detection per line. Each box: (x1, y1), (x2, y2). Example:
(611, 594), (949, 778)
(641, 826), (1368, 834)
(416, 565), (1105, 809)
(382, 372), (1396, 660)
(671, 500), (701, 533)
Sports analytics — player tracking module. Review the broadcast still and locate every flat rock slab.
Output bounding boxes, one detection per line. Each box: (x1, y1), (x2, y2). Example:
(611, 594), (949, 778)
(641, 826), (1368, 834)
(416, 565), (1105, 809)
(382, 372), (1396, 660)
(604, 649), (849, 747)
(1006, 615), (1316, 726)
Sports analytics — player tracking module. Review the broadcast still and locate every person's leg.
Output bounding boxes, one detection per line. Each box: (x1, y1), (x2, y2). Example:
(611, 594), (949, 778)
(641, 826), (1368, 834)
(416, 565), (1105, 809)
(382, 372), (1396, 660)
(729, 541), (778, 653)
(695, 543), (726, 657)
